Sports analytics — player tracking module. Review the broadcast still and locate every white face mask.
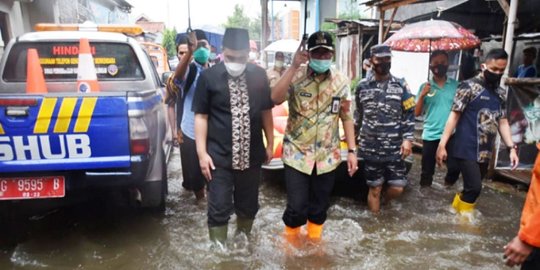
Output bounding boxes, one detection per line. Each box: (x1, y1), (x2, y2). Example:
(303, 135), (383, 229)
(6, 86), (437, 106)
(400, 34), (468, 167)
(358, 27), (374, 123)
(224, 62), (246, 77)
(274, 60), (284, 68)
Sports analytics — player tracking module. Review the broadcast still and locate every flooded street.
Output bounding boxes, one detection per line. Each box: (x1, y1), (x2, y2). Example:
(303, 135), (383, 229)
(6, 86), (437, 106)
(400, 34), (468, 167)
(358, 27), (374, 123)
(0, 150), (526, 269)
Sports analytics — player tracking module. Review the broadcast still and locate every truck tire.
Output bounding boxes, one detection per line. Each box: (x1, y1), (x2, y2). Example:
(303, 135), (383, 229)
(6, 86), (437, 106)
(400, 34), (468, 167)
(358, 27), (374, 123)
(140, 153), (168, 212)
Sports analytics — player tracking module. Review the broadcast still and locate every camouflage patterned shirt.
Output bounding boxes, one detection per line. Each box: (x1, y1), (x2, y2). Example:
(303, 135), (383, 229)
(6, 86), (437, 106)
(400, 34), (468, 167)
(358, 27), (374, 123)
(450, 74), (507, 162)
(282, 66), (353, 175)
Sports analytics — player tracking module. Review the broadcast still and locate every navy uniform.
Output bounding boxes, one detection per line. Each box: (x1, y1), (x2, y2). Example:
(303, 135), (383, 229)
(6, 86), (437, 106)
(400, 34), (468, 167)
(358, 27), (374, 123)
(355, 46), (415, 188)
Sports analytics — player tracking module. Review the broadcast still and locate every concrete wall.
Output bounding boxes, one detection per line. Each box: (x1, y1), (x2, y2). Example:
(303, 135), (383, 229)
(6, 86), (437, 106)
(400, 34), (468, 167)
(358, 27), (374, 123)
(0, 0), (27, 39)
(301, 0), (337, 35)
(23, 0), (57, 26)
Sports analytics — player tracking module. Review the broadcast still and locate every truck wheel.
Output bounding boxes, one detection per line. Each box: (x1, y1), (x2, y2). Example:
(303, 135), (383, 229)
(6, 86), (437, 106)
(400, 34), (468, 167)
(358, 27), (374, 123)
(140, 156), (168, 212)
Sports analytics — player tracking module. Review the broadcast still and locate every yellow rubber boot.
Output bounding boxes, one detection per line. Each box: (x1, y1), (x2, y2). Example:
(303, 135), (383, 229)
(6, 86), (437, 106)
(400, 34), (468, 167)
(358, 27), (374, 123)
(452, 193), (476, 214)
(306, 221), (323, 240)
(284, 226), (301, 248)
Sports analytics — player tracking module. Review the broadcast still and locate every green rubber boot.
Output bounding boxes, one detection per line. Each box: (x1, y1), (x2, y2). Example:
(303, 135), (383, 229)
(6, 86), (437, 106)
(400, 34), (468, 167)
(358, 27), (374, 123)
(236, 217), (254, 236)
(209, 225), (228, 244)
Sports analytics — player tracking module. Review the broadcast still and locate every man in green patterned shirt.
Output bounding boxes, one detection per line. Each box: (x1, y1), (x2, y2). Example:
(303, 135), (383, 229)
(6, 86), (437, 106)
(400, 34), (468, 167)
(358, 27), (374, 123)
(271, 31), (358, 244)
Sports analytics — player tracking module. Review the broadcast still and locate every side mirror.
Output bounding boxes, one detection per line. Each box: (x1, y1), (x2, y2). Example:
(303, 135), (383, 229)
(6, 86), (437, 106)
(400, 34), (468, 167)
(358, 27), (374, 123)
(161, 71), (174, 86)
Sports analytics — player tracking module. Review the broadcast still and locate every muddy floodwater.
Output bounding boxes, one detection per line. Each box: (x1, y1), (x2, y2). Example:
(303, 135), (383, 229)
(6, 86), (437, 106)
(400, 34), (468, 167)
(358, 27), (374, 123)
(0, 150), (527, 269)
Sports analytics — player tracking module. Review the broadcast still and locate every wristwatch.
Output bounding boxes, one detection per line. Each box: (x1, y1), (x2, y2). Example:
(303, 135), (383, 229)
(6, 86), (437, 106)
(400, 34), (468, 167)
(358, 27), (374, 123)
(348, 148), (357, 154)
(508, 144), (518, 153)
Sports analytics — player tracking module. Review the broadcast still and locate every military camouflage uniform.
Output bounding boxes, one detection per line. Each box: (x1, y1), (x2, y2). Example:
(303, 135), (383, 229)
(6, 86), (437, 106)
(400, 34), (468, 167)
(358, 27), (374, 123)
(355, 75), (415, 187)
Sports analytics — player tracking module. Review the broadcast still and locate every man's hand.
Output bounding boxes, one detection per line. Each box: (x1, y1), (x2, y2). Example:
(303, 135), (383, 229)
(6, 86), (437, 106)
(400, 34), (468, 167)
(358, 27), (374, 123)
(292, 39), (309, 69)
(400, 140), (412, 159)
(419, 82), (431, 98)
(176, 130), (184, 144)
(199, 152), (215, 181)
(436, 145), (447, 167)
(265, 145), (273, 164)
(510, 149), (519, 170)
(504, 236), (534, 267)
(347, 152), (358, 177)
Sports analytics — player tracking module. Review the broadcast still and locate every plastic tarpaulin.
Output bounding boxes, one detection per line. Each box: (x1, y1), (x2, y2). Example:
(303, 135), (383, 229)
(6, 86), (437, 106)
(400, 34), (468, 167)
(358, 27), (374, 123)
(496, 83), (540, 169)
(176, 31), (223, 54)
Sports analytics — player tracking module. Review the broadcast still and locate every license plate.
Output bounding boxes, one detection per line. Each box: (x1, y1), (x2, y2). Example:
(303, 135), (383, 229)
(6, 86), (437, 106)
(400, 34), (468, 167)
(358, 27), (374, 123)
(0, 176), (65, 200)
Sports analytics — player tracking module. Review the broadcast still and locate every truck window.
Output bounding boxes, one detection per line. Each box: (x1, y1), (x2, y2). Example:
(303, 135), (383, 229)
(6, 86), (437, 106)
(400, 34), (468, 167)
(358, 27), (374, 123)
(2, 41), (144, 82)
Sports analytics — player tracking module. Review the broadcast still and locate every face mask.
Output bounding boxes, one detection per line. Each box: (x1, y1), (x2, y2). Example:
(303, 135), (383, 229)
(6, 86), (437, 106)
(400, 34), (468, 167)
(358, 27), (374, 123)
(224, 62), (246, 77)
(249, 51), (257, 61)
(309, 59), (332, 73)
(373, 62), (391, 75)
(483, 69), (503, 88)
(430, 64), (448, 77)
(274, 60), (284, 68)
(193, 48), (210, 64)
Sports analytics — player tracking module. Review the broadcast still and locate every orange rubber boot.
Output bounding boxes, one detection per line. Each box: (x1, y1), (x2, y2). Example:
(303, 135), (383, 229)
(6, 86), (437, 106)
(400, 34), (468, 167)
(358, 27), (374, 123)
(284, 226), (301, 247)
(307, 221), (323, 240)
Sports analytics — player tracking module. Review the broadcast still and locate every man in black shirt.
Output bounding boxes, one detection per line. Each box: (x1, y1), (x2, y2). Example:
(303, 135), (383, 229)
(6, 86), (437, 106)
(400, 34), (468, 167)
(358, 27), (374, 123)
(192, 27), (274, 245)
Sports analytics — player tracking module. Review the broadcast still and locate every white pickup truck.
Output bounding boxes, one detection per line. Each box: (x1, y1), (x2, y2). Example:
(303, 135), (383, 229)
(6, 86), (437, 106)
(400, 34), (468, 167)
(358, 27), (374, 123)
(0, 23), (172, 221)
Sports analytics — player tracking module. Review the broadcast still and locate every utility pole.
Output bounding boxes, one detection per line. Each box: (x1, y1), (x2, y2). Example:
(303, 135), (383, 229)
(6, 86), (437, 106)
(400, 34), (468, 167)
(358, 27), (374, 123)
(261, 0), (268, 67)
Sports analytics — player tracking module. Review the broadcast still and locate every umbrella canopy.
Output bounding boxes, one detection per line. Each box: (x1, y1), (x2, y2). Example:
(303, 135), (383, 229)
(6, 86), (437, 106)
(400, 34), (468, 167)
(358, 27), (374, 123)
(384, 20), (480, 52)
(264, 39), (301, 53)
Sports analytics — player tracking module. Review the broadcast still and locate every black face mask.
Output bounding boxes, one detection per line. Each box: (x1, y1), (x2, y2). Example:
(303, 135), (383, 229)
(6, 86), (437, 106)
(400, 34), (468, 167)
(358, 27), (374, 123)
(430, 64), (448, 77)
(483, 69), (503, 88)
(374, 62), (391, 76)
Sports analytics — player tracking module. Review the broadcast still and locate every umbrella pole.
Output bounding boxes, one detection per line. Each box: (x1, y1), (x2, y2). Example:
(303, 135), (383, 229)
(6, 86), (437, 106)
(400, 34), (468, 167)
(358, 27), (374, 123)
(187, 0), (192, 32)
(426, 38), (436, 97)
(427, 38), (431, 81)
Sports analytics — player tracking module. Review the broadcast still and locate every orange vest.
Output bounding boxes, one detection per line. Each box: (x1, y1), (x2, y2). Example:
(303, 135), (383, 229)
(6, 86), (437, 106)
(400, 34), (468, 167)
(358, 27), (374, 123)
(519, 144), (540, 247)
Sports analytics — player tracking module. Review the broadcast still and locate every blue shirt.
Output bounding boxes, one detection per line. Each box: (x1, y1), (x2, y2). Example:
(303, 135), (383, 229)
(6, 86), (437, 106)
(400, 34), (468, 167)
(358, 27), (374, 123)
(416, 78), (458, 141)
(450, 74), (507, 162)
(515, 64), (537, 78)
(175, 62), (203, 140)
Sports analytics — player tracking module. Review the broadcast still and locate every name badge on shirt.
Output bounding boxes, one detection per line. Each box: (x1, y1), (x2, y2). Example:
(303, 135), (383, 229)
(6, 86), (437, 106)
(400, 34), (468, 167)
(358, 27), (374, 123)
(480, 96), (490, 101)
(331, 97), (340, 114)
(299, 92), (312, 97)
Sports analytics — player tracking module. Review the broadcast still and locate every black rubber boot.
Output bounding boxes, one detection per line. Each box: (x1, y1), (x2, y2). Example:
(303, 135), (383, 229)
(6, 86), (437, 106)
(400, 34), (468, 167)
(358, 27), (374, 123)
(235, 217), (254, 236)
(209, 225), (228, 244)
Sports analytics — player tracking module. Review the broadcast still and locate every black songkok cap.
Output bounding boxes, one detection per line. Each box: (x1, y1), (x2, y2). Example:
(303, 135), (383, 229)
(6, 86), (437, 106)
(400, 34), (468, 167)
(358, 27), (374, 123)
(223, 27), (250, 50)
(194, 29), (207, 41)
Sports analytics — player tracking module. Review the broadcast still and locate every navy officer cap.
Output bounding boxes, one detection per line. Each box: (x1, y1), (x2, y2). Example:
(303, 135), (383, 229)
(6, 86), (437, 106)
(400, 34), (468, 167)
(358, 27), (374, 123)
(371, 44), (392, 57)
(307, 31), (334, 51)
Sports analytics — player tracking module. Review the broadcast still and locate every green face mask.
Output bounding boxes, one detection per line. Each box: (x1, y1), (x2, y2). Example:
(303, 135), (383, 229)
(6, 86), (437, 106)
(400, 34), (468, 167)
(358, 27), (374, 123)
(309, 59), (332, 73)
(193, 47), (210, 64)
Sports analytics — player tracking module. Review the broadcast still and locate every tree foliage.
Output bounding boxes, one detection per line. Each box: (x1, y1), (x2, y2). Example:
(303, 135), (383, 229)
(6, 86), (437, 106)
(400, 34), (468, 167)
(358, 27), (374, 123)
(223, 4), (261, 41)
(339, 0), (362, 20)
(162, 28), (178, 59)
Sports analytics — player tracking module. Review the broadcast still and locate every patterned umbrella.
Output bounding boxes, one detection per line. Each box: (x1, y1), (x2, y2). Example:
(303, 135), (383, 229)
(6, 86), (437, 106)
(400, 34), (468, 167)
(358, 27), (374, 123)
(384, 20), (480, 52)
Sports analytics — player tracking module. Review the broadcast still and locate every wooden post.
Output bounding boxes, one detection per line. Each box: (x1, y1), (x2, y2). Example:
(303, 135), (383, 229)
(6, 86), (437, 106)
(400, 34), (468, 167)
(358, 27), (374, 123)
(378, 8), (385, 44)
(503, 0), (518, 78)
(382, 7), (398, 42)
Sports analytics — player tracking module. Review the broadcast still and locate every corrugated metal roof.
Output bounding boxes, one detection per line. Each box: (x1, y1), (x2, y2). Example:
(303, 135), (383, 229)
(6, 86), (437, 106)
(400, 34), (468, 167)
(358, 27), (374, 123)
(362, 0), (441, 10)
